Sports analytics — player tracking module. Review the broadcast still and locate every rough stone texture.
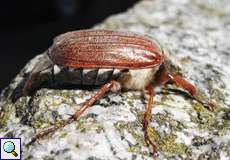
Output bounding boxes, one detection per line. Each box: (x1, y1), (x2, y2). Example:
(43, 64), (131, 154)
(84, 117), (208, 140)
(1, 0), (230, 159)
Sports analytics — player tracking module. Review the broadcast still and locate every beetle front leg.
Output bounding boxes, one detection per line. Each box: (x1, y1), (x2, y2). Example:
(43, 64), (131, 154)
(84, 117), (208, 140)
(169, 74), (214, 111)
(143, 85), (158, 157)
(27, 80), (121, 145)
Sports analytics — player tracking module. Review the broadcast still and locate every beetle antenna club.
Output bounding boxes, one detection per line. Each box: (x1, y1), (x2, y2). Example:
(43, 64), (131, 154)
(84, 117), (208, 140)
(24, 29), (214, 157)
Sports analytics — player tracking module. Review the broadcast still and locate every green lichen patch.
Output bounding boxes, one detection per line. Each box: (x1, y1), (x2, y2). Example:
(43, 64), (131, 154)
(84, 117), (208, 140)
(191, 136), (214, 147)
(115, 121), (143, 141)
(159, 89), (175, 103)
(127, 145), (140, 153)
(214, 118), (230, 136)
(192, 102), (205, 113)
(0, 104), (13, 131)
(95, 125), (105, 134)
(115, 121), (145, 155)
(114, 120), (189, 157)
(14, 97), (34, 124)
(121, 92), (138, 107)
(191, 102), (230, 136)
(60, 132), (68, 138)
(21, 89), (90, 129)
(75, 118), (105, 134)
(24, 155), (33, 160)
(42, 155), (55, 160)
(210, 88), (226, 103)
(197, 150), (220, 160)
(196, 111), (216, 130)
(31, 116), (55, 129)
(153, 112), (187, 132)
(45, 90), (76, 107)
(148, 127), (189, 155)
(153, 113), (171, 126)
(76, 120), (86, 133)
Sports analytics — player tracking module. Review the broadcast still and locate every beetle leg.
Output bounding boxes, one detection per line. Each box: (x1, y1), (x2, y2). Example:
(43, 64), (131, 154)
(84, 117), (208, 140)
(27, 80), (120, 145)
(168, 74), (214, 111)
(23, 53), (53, 96)
(143, 85), (158, 157)
(51, 65), (55, 83)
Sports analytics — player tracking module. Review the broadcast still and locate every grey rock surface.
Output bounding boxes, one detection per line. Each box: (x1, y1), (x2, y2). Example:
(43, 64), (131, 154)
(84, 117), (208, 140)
(1, 0), (230, 159)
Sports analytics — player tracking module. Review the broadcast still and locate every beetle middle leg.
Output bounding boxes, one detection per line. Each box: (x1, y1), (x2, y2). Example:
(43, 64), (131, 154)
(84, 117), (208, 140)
(143, 85), (158, 157)
(27, 80), (121, 145)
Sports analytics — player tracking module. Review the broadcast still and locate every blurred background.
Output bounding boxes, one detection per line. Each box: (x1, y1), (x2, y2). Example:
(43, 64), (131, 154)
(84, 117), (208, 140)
(0, 0), (139, 90)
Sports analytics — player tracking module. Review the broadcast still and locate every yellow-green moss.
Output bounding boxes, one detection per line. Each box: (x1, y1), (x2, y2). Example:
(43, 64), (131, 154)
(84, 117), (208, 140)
(213, 116), (230, 136)
(198, 112), (216, 129)
(114, 121), (126, 133)
(128, 145), (144, 155)
(52, 91), (76, 106)
(76, 120), (86, 132)
(115, 121), (142, 141)
(24, 155), (33, 160)
(42, 156), (54, 160)
(191, 101), (230, 136)
(115, 120), (188, 156)
(192, 102), (205, 112)
(75, 119), (106, 134)
(54, 90), (73, 99)
(60, 132), (68, 138)
(160, 92), (173, 103)
(153, 113), (170, 127)
(127, 100), (135, 107)
(0, 104), (13, 131)
(31, 115), (56, 129)
(210, 88), (226, 103)
(148, 127), (188, 155)
(128, 145), (139, 153)
(96, 125), (105, 133)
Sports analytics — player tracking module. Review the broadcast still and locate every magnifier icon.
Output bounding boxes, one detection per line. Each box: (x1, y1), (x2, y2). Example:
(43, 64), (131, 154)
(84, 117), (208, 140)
(3, 141), (18, 157)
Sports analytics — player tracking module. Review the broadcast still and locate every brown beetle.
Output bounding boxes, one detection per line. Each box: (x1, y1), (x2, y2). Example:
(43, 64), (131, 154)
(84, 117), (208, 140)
(24, 29), (214, 156)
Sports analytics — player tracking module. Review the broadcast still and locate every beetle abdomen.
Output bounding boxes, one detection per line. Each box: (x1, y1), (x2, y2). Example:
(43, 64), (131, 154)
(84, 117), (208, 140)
(54, 65), (122, 85)
(48, 29), (162, 69)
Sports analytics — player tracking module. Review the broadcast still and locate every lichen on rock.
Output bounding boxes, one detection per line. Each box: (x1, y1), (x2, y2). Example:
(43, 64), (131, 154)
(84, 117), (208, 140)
(1, 0), (230, 159)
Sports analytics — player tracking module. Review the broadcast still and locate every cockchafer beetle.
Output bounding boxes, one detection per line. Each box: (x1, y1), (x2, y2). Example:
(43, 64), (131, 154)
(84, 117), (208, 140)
(24, 29), (214, 156)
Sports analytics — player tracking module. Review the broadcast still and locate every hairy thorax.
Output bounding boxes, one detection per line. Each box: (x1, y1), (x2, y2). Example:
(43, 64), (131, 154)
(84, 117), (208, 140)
(118, 68), (159, 91)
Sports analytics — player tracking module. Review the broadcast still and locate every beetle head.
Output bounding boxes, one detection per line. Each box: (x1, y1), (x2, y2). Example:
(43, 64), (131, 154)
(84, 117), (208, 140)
(162, 47), (183, 76)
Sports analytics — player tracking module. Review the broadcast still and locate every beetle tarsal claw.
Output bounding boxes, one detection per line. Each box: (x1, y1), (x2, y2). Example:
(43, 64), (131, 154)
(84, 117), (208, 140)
(146, 138), (158, 157)
(208, 101), (215, 111)
(191, 91), (215, 111)
(29, 123), (64, 145)
(202, 101), (215, 111)
(143, 127), (158, 157)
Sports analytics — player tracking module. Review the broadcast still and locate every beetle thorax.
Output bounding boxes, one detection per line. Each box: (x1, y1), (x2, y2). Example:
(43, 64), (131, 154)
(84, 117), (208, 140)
(162, 47), (182, 75)
(118, 68), (159, 90)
